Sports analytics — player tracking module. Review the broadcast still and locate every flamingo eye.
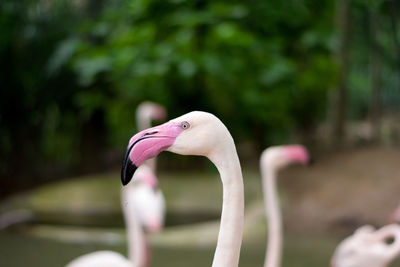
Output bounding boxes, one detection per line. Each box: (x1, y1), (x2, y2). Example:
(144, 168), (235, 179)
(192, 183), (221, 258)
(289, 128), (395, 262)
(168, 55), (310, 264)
(181, 121), (190, 130)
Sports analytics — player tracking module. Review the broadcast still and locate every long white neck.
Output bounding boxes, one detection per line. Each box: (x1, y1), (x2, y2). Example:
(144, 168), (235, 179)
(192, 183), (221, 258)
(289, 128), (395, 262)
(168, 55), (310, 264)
(261, 166), (282, 267)
(208, 140), (244, 267)
(137, 112), (156, 172)
(122, 192), (149, 267)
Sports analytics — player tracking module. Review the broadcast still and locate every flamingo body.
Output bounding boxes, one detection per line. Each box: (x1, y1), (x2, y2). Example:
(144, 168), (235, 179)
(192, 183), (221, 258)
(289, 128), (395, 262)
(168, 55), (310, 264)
(66, 165), (165, 267)
(123, 165), (165, 233)
(331, 224), (400, 267)
(67, 101), (167, 267)
(66, 251), (131, 267)
(67, 102), (166, 267)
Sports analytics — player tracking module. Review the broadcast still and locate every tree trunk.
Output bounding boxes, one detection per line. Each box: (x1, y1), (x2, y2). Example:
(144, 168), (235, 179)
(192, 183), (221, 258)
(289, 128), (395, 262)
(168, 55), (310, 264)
(389, 0), (400, 72)
(368, 9), (382, 141)
(330, 0), (352, 147)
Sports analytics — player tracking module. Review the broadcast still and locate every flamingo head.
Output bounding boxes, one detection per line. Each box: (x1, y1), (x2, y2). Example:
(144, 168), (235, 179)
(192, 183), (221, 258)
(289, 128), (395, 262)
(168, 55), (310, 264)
(137, 102), (167, 123)
(121, 111), (225, 185)
(331, 224), (400, 267)
(260, 145), (311, 171)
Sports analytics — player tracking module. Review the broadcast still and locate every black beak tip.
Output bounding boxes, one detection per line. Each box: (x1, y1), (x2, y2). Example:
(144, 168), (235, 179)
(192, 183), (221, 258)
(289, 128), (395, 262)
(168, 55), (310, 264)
(121, 160), (138, 186)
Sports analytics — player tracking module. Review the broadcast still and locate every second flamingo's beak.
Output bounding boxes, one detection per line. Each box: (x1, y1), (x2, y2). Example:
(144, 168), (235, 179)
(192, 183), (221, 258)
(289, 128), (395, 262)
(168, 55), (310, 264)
(283, 145), (311, 165)
(121, 122), (184, 186)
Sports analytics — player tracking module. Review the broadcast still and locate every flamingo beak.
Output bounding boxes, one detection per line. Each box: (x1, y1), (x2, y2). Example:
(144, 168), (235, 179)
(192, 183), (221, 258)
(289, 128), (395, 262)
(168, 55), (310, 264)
(283, 145), (311, 166)
(121, 121), (183, 185)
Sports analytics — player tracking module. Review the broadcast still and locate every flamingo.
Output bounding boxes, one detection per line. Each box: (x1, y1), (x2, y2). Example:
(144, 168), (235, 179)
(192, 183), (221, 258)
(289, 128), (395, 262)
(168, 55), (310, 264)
(330, 224), (400, 267)
(65, 165), (165, 267)
(259, 145), (400, 267)
(331, 205), (400, 267)
(121, 111), (244, 267)
(259, 145), (310, 267)
(66, 102), (167, 267)
(331, 191), (400, 266)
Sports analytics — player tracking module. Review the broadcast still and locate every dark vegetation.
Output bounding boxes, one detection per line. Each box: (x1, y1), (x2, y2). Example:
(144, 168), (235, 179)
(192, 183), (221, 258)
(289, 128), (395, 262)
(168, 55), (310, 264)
(0, 0), (399, 197)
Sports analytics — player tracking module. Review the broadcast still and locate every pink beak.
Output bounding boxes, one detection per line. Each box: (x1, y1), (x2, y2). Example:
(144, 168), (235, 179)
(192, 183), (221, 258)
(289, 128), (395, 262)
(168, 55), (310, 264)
(283, 145), (312, 165)
(121, 121), (183, 185)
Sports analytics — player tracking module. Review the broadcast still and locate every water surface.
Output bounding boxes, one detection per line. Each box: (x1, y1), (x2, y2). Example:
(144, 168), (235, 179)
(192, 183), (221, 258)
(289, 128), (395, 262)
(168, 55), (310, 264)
(0, 230), (341, 267)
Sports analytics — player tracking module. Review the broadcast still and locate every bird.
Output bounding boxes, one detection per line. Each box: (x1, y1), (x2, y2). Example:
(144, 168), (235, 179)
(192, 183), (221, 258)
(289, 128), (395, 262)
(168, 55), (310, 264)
(259, 145), (310, 267)
(121, 111), (244, 267)
(66, 102), (167, 267)
(65, 165), (165, 267)
(330, 224), (400, 267)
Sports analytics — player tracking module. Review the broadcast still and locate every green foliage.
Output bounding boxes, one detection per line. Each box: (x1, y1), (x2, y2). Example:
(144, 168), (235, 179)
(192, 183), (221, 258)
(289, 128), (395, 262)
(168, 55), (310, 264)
(0, 0), (82, 175)
(1, 0), (336, 182)
(55, 0), (335, 148)
(347, 0), (400, 119)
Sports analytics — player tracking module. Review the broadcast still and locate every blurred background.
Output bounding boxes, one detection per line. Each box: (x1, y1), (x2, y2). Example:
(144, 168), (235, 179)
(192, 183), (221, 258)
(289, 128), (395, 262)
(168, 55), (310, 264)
(0, 0), (399, 266)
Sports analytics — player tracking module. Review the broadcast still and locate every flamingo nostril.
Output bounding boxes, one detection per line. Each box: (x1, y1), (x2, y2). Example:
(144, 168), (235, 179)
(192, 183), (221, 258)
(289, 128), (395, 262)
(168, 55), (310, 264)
(143, 131), (158, 136)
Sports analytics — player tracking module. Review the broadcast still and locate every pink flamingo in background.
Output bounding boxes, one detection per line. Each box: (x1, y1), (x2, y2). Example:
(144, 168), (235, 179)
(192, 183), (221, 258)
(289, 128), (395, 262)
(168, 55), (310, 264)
(330, 224), (400, 267)
(260, 145), (310, 267)
(121, 111), (244, 267)
(331, 189), (400, 266)
(259, 145), (400, 267)
(66, 165), (165, 267)
(66, 102), (167, 267)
